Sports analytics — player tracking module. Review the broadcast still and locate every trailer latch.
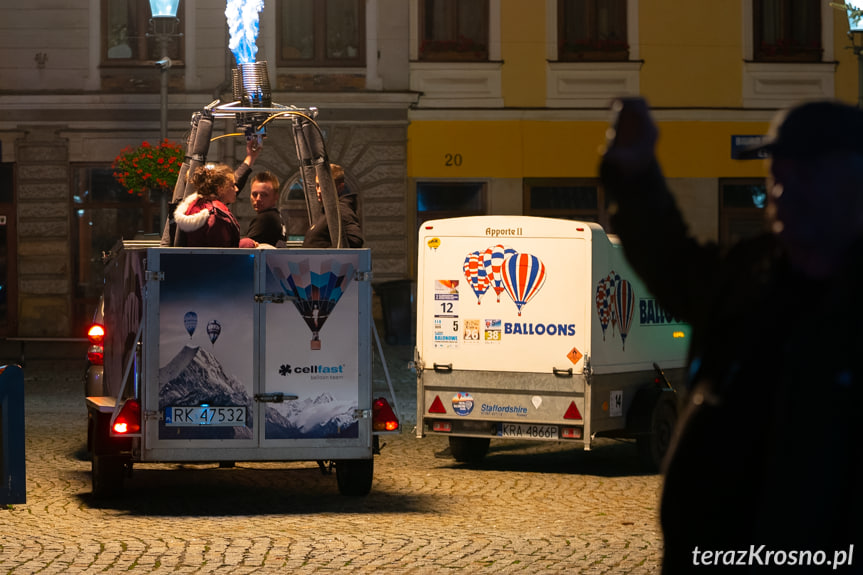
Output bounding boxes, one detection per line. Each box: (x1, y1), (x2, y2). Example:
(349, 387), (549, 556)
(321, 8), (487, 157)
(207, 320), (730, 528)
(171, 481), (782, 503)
(254, 392), (298, 403)
(354, 270), (373, 282)
(353, 409), (371, 419)
(145, 270), (165, 281)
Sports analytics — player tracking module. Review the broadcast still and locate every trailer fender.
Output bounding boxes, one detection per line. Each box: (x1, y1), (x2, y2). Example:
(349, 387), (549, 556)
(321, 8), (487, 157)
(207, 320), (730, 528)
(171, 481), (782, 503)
(626, 385), (669, 432)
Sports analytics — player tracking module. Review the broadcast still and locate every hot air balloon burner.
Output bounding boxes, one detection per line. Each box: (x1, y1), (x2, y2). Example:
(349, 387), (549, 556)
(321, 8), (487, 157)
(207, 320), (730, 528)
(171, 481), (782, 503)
(232, 61), (272, 138)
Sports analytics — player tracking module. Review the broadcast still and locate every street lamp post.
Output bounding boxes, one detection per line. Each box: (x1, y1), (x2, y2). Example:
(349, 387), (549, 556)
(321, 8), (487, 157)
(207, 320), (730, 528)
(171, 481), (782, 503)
(148, 0), (181, 230)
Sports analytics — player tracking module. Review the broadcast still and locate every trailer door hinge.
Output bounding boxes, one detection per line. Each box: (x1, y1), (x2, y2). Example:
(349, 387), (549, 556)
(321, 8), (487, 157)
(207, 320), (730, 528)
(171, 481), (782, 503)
(145, 270), (165, 281)
(355, 270), (373, 282)
(354, 408), (371, 419)
(254, 293), (295, 303)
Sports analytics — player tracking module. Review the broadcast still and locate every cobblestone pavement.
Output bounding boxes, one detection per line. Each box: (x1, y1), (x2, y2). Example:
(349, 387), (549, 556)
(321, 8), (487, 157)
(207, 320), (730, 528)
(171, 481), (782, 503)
(0, 343), (665, 574)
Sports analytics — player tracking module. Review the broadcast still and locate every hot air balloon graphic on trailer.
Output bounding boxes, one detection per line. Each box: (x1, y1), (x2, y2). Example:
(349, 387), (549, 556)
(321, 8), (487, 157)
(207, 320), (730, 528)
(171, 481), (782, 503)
(206, 319), (221, 346)
(482, 244), (517, 302)
(269, 258), (355, 350)
(595, 272), (616, 341)
(501, 253), (546, 316)
(463, 251), (490, 304)
(184, 311), (197, 338)
(595, 271), (636, 350)
(613, 277), (635, 350)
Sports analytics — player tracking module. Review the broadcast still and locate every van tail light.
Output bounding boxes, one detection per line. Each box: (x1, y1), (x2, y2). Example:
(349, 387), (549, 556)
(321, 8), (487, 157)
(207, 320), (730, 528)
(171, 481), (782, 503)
(88, 323), (105, 345)
(372, 397), (399, 432)
(111, 399), (141, 435)
(87, 345), (104, 366)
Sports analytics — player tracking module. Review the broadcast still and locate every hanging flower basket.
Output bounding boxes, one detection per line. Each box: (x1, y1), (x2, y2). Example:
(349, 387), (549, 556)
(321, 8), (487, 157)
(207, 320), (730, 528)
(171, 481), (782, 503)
(112, 140), (185, 197)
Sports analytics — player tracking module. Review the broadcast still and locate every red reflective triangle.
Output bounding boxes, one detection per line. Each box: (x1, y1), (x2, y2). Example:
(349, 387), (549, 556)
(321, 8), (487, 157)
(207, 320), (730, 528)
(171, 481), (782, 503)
(563, 401), (582, 420)
(428, 395), (447, 414)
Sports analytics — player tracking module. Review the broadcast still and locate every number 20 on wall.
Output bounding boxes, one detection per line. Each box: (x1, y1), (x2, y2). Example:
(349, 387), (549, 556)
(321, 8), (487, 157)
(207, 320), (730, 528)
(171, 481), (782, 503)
(444, 153), (463, 167)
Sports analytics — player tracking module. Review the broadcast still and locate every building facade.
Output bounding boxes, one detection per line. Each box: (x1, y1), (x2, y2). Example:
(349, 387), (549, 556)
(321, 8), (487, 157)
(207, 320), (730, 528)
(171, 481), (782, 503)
(0, 0), (859, 337)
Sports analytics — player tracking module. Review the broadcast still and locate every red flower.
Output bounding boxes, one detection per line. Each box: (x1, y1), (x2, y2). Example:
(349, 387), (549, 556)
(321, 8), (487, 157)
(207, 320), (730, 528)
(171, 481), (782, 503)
(112, 139), (185, 197)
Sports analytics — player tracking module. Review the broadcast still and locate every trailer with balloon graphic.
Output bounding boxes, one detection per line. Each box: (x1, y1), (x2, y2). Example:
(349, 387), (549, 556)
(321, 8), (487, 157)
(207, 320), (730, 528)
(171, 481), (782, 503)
(416, 216), (691, 470)
(84, 242), (399, 497)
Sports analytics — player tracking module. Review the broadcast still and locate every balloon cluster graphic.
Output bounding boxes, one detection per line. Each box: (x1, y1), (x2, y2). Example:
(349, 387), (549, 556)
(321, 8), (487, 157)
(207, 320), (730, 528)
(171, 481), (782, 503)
(463, 245), (546, 316)
(595, 271), (635, 351)
(183, 311), (221, 346)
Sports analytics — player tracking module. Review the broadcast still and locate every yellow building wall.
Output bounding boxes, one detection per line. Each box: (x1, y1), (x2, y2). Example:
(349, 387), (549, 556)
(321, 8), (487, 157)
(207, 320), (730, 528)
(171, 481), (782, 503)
(834, 14), (860, 105)
(639, 0), (743, 107)
(408, 120), (771, 180)
(500, 0), (546, 107)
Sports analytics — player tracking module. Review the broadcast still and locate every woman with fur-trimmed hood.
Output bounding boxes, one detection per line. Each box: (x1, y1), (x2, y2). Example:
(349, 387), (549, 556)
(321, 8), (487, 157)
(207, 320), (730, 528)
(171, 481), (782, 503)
(174, 163), (241, 247)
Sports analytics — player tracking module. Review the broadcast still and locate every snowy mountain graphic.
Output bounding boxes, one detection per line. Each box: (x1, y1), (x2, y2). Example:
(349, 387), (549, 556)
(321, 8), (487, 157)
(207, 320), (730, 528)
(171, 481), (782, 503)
(158, 345), (253, 440)
(266, 392), (358, 439)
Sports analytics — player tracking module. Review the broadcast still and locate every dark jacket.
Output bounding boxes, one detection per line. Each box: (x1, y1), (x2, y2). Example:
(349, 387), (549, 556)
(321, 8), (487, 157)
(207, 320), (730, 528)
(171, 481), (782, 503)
(245, 207), (286, 246)
(600, 158), (861, 572)
(173, 193), (240, 248)
(302, 192), (363, 248)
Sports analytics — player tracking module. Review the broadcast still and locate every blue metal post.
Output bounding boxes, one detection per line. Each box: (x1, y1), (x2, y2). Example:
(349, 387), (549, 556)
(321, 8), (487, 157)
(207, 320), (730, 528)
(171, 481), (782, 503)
(0, 364), (26, 504)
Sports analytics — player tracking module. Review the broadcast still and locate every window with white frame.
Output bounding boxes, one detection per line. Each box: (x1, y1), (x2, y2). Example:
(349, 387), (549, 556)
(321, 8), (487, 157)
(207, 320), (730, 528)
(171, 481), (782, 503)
(418, 0), (489, 61)
(558, 0), (628, 61)
(753, 0), (821, 62)
(102, 0), (184, 65)
(277, 0), (365, 67)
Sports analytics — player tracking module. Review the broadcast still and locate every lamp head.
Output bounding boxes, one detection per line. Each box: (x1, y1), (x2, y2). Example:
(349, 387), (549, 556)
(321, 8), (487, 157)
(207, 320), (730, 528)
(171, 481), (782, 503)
(149, 0), (180, 17)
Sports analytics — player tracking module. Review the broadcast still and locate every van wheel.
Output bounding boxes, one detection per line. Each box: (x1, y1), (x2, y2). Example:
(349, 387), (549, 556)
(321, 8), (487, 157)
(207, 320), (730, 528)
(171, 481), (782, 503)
(637, 397), (677, 472)
(92, 455), (126, 497)
(449, 437), (490, 463)
(336, 459), (374, 496)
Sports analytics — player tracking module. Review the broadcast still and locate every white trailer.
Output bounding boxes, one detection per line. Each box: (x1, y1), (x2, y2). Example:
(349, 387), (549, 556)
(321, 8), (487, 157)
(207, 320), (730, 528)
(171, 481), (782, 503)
(86, 243), (399, 497)
(415, 216), (690, 469)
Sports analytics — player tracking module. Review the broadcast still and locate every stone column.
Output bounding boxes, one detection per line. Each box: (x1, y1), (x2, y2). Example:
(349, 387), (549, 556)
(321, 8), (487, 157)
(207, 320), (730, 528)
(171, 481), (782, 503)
(15, 126), (71, 336)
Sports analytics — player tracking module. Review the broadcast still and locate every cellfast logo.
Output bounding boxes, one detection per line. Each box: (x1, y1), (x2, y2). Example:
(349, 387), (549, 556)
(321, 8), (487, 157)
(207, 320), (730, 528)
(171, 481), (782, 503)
(279, 364), (345, 376)
(503, 322), (576, 336)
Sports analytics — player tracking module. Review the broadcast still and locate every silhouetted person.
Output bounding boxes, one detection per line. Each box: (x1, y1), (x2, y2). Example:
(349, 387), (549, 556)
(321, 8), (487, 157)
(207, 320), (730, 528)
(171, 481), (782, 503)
(600, 99), (862, 573)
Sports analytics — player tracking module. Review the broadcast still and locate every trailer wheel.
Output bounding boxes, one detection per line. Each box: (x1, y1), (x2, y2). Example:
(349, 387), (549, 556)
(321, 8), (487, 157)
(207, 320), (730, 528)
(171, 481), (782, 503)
(336, 459), (374, 496)
(91, 454), (126, 497)
(637, 397), (677, 472)
(449, 437), (490, 463)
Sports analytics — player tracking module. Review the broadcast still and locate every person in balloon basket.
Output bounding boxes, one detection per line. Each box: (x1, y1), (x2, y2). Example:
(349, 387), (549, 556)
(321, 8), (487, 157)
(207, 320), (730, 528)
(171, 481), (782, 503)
(238, 170), (287, 248)
(302, 163), (364, 248)
(600, 98), (861, 573)
(174, 163), (241, 247)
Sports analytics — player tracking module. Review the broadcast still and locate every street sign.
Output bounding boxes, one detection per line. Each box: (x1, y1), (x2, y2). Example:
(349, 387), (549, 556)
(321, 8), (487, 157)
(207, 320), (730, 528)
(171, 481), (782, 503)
(731, 135), (769, 160)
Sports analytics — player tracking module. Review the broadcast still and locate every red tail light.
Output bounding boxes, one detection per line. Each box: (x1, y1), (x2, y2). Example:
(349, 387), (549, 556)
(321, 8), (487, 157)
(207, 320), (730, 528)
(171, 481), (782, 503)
(87, 345), (104, 366)
(88, 323), (105, 345)
(372, 397), (399, 432)
(112, 399), (141, 435)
